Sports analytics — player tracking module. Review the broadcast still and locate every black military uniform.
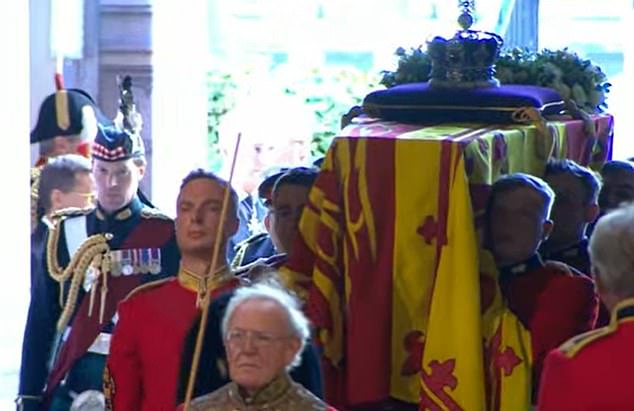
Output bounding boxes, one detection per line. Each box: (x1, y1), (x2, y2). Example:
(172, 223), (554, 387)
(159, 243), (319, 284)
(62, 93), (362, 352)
(17, 126), (180, 411)
(226, 194), (269, 261)
(229, 167), (289, 268)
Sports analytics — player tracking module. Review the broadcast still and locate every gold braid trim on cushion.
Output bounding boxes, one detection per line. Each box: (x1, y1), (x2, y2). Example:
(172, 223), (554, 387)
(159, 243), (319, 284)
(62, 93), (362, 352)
(46, 218), (113, 331)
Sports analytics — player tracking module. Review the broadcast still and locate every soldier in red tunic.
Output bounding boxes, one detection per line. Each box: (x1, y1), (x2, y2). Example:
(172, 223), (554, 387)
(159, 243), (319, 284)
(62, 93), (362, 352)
(104, 170), (243, 411)
(538, 203), (634, 410)
(540, 159), (609, 326)
(485, 173), (599, 399)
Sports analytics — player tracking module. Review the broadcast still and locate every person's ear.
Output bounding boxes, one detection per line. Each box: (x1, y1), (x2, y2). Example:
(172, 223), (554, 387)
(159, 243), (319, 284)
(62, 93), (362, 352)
(585, 203), (600, 224)
(264, 213), (271, 232)
(50, 189), (64, 213)
(593, 266), (605, 293)
(284, 337), (302, 365)
(136, 163), (146, 180)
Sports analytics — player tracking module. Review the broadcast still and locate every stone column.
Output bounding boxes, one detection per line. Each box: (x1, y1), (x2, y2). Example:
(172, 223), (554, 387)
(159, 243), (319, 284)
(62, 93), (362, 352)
(0, 1), (30, 407)
(99, 0), (155, 198)
(151, 0), (210, 215)
(29, 0), (57, 164)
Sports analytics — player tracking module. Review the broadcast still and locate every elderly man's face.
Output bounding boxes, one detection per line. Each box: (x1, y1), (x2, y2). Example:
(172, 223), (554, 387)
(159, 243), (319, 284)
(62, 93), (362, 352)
(225, 299), (301, 393)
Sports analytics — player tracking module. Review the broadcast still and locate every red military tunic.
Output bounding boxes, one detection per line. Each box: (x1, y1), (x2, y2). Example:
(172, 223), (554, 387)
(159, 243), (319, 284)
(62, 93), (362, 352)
(499, 255), (598, 396)
(538, 299), (634, 410)
(105, 267), (241, 411)
(542, 239), (610, 327)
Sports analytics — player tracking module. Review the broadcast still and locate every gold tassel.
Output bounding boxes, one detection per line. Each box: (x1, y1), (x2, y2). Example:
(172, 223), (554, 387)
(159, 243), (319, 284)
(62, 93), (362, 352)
(195, 277), (206, 309)
(88, 280), (97, 317)
(87, 256), (101, 318)
(512, 106), (555, 160)
(99, 267), (109, 325)
(58, 280), (66, 309)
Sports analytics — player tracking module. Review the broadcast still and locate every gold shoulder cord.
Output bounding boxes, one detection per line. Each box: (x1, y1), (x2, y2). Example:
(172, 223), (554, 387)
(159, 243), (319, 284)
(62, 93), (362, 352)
(30, 167), (42, 232)
(46, 216), (113, 331)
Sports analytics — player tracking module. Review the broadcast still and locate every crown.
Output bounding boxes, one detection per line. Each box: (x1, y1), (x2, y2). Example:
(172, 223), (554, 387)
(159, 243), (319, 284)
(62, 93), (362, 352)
(426, 2), (503, 89)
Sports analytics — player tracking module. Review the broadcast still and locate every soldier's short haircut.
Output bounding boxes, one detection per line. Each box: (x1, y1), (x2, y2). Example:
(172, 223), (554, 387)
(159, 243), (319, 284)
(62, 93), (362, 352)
(487, 173), (555, 220)
(179, 169), (239, 218)
(545, 159), (601, 204)
(221, 281), (310, 370)
(37, 154), (92, 216)
(589, 202), (634, 297)
(272, 166), (318, 196)
(600, 160), (634, 177)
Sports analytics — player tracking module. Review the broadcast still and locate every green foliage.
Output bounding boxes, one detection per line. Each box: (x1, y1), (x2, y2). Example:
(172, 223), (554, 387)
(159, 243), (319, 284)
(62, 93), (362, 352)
(281, 67), (380, 156)
(206, 71), (239, 172)
(379, 46), (611, 114)
(380, 46), (432, 88)
(206, 66), (379, 167)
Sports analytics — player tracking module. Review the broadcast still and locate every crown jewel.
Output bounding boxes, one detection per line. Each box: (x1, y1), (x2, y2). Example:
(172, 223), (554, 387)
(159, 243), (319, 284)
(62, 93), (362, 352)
(427, 0), (503, 89)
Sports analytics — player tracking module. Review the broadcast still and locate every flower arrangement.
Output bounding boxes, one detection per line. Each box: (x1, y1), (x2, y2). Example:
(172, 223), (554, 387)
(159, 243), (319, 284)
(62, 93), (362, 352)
(380, 46), (611, 114)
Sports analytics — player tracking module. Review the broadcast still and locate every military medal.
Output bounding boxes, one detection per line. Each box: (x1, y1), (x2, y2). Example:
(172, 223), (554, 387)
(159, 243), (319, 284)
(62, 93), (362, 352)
(109, 250), (122, 277)
(139, 248), (149, 273)
(108, 248), (161, 276)
(149, 248), (161, 274)
(120, 249), (134, 276)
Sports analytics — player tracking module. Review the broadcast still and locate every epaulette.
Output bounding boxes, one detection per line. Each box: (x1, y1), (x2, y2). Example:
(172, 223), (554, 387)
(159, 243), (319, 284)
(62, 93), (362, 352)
(234, 251), (284, 272)
(140, 207), (172, 221)
(231, 233), (270, 269)
(123, 277), (173, 302)
(50, 206), (95, 221)
(558, 325), (616, 358)
(234, 257), (269, 276)
(235, 232), (268, 248)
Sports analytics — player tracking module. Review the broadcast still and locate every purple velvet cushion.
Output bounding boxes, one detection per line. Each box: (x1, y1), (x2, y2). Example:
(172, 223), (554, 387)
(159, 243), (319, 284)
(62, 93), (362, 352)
(363, 83), (564, 124)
